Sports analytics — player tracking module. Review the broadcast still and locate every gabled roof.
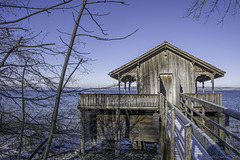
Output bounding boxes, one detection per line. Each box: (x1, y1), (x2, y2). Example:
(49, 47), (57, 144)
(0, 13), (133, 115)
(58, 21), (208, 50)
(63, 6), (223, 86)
(109, 41), (226, 80)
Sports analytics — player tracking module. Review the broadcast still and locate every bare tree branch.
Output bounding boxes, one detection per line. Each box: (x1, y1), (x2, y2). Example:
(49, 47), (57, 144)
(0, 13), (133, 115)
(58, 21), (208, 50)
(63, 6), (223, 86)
(186, 0), (240, 24)
(76, 29), (139, 41)
(85, 7), (107, 35)
(86, 1), (125, 5)
(0, 0), (73, 25)
(0, 36), (23, 68)
(42, 0), (88, 158)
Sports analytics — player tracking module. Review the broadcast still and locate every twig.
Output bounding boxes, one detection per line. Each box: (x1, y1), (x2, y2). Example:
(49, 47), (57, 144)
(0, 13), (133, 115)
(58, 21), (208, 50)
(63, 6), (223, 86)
(76, 29), (139, 41)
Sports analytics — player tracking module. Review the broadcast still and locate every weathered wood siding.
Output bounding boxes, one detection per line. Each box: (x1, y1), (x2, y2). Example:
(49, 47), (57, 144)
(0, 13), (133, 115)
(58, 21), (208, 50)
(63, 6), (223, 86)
(137, 50), (197, 105)
(130, 114), (159, 142)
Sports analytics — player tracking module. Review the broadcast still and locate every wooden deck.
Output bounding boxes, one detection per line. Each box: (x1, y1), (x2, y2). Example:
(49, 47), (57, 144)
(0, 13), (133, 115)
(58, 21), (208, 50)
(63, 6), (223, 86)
(78, 93), (240, 159)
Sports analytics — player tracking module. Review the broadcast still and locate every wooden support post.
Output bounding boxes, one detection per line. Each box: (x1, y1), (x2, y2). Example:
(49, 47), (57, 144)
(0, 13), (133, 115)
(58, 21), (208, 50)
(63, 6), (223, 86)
(80, 108), (85, 155)
(115, 108), (120, 157)
(118, 73), (121, 94)
(195, 79), (198, 94)
(158, 93), (161, 154)
(211, 77), (215, 93)
(185, 123), (192, 160)
(225, 115), (230, 153)
(170, 109), (175, 160)
(124, 82), (126, 94)
(128, 81), (131, 94)
(136, 62), (140, 94)
(164, 100), (169, 160)
(202, 81), (205, 94)
(115, 92), (121, 157)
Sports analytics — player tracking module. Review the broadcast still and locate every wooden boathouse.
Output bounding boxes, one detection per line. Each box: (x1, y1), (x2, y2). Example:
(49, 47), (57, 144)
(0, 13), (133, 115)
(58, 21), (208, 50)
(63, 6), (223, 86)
(78, 41), (240, 159)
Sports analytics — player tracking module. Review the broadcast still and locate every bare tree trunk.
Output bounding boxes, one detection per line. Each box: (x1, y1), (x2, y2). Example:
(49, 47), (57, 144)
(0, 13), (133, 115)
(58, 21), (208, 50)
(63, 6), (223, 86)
(42, 0), (87, 159)
(17, 58), (28, 160)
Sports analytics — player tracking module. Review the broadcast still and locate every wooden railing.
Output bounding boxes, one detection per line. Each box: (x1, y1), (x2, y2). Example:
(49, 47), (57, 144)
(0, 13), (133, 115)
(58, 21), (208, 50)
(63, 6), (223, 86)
(185, 93), (222, 105)
(78, 93), (159, 110)
(180, 93), (240, 159)
(160, 93), (230, 160)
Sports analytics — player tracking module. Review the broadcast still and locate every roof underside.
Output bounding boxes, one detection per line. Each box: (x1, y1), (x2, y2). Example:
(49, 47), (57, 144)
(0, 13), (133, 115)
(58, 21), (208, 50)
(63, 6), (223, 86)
(109, 41), (226, 81)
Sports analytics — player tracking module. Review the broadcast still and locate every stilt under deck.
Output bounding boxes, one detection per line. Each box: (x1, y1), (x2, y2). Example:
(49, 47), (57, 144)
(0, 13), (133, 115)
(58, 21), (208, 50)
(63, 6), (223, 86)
(78, 93), (240, 159)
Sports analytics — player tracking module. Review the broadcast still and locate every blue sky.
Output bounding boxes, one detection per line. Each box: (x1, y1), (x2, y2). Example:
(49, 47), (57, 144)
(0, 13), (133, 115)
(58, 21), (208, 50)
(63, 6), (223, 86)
(22, 0), (240, 88)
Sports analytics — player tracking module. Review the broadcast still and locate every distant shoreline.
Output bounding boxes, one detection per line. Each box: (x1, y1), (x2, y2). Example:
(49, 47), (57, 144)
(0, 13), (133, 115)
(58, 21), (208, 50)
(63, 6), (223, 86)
(199, 87), (240, 91)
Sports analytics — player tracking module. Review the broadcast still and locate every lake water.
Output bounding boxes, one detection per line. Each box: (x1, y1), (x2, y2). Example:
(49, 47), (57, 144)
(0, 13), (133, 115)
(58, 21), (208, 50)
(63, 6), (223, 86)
(1, 89), (239, 159)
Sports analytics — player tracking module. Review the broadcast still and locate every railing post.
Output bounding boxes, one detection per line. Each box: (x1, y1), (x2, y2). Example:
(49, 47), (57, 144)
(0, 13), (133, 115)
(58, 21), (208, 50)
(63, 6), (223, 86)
(225, 114), (230, 153)
(201, 105), (206, 132)
(185, 123), (192, 160)
(160, 95), (165, 160)
(190, 100), (194, 122)
(80, 108), (85, 155)
(185, 98), (188, 117)
(158, 93), (161, 154)
(219, 113), (225, 141)
(170, 108), (175, 160)
(201, 105), (205, 125)
(164, 99), (169, 160)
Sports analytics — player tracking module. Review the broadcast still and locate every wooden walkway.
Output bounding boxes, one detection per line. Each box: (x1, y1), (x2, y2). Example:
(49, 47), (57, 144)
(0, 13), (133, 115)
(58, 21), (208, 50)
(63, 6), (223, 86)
(78, 93), (240, 159)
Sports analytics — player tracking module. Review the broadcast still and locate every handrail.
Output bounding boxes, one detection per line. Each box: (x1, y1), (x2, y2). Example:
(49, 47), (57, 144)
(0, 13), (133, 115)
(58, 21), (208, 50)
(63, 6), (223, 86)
(223, 108), (240, 121)
(180, 93), (226, 112)
(180, 93), (240, 159)
(160, 93), (230, 160)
